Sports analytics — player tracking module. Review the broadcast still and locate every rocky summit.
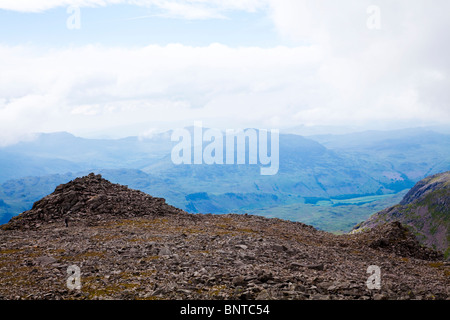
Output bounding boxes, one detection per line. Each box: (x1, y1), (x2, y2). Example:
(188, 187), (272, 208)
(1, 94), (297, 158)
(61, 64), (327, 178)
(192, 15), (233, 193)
(0, 174), (448, 300)
(3, 173), (186, 230)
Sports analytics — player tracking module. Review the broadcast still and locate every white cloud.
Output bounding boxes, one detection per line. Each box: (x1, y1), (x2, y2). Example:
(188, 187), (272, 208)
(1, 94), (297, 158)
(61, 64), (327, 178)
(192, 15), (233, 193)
(265, 0), (450, 126)
(1, 0), (450, 144)
(0, 43), (325, 144)
(0, 0), (113, 12)
(0, 0), (266, 19)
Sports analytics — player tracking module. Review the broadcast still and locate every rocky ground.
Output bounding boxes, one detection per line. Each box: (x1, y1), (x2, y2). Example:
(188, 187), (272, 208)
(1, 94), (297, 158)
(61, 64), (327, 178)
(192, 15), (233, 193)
(0, 174), (448, 300)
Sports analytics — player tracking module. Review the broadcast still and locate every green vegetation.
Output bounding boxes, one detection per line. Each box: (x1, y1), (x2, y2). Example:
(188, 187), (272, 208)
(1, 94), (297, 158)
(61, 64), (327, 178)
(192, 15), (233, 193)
(1, 129), (449, 237)
(248, 191), (407, 234)
(0, 167), (411, 234)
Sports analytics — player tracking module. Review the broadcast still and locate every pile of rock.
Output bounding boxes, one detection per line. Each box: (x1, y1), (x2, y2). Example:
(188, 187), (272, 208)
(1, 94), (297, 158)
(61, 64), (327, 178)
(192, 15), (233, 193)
(4, 173), (186, 230)
(356, 222), (443, 261)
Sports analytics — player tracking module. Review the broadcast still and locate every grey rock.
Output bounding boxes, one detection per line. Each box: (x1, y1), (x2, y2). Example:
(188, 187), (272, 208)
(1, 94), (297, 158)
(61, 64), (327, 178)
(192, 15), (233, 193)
(232, 276), (247, 287)
(159, 247), (172, 257)
(255, 290), (271, 300)
(34, 256), (57, 266)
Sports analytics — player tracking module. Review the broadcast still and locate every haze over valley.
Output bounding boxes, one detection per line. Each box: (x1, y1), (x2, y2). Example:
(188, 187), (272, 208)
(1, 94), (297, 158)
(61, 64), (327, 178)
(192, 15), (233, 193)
(1, 127), (449, 233)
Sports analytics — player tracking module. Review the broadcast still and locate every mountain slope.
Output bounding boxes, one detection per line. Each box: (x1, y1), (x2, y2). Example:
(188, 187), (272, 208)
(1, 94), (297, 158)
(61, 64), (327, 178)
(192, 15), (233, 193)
(352, 171), (450, 258)
(0, 174), (447, 300)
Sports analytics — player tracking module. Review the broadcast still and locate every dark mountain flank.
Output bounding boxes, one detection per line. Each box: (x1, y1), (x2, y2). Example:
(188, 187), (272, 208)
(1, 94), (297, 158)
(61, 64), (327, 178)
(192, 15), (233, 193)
(353, 171), (450, 259)
(0, 174), (448, 300)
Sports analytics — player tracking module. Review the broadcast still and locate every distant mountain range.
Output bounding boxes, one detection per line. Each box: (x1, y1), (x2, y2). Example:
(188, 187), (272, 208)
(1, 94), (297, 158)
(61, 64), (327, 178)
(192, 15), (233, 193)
(1, 127), (449, 231)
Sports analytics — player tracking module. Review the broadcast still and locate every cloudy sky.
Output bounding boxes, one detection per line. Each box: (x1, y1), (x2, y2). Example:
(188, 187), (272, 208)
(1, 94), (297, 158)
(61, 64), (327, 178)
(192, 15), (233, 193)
(0, 0), (449, 144)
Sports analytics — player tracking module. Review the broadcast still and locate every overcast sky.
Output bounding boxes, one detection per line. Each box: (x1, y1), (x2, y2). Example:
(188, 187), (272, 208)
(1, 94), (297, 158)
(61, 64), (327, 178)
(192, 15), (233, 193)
(0, 0), (449, 144)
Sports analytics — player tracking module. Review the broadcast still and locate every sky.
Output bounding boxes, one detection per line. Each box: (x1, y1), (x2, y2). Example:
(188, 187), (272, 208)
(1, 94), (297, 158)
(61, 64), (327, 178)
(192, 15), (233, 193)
(0, 0), (449, 144)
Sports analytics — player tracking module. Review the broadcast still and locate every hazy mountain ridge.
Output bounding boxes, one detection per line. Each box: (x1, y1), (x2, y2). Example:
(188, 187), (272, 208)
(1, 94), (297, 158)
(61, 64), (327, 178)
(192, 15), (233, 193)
(1, 128), (449, 231)
(310, 129), (450, 181)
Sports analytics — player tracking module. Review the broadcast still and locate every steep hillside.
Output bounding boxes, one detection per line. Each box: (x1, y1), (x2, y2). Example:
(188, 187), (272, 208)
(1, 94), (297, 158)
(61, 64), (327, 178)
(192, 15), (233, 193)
(353, 171), (450, 258)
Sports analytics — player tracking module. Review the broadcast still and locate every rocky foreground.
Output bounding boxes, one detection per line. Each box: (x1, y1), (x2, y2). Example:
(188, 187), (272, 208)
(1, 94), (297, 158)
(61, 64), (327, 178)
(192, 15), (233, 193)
(0, 174), (448, 300)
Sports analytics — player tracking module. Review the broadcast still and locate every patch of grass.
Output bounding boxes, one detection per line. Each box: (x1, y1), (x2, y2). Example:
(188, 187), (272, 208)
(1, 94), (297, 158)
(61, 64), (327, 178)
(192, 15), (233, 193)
(136, 295), (163, 300)
(111, 218), (170, 229)
(428, 262), (444, 268)
(0, 248), (25, 255)
(91, 234), (122, 241)
(144, 256), (160, 261)
(208, 285), (227, 297)
(236, 228), (258, 234)
(215, 223), (232, 229)
(194, 250), (210, 255)
(139, 270), (157, 278)
(215, 230), (235, 236)
(0, 266), (38, 288)
(218, 217), (233, 223)
(81, 274), (140, 299)
(127, 238), (146, 243)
